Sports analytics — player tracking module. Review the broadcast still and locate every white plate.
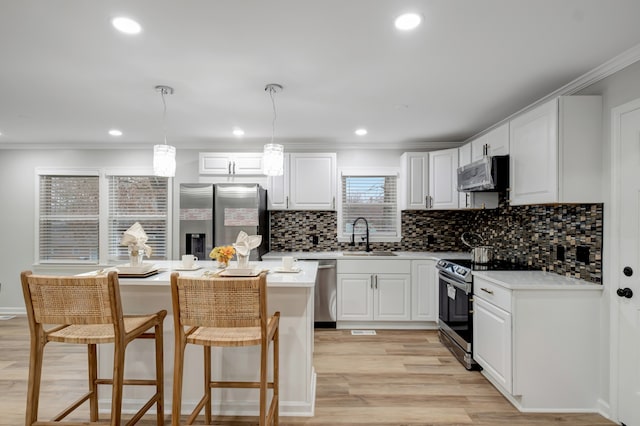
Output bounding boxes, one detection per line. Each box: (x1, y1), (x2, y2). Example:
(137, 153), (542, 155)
(116, 263), (156, 274)
(173, 264), (202, 271)
(272, 266), (301, 273)
(218, 268), (264, 277)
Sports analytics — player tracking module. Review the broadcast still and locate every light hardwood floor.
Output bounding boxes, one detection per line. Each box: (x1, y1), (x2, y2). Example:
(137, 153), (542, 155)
(0, 317), (614, 425)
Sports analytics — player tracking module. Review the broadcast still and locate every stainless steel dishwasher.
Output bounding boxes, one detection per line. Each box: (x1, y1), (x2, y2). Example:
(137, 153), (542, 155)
(302, 259), (337, 328)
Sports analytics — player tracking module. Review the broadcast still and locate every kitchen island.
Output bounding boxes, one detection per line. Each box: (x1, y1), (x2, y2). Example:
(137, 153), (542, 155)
(94, 260), (318, 417)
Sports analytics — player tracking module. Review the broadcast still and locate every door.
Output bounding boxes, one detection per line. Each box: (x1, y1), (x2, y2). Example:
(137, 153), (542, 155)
(411, 260), (437, 321)
(375, 274), (411, 321)
(428, 148), (459, 209)
(473, 296), (512, 392)
(402, 152), (429, 209)
(337, 274), (373, 320)
(267, 153), (290, 210)
(289, 153), (336, 210)
(614, 98), (640, 426)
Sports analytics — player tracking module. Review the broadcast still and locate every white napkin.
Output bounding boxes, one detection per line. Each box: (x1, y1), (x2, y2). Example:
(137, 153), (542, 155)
(120, 222), (153, 256)
(233, 231), (262, 256)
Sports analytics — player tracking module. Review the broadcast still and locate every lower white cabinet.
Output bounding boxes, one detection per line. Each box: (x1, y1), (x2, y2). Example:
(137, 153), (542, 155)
(410, 259), (437, 321)
(473, 275), (602, 411)
(337, 259), (411, 322)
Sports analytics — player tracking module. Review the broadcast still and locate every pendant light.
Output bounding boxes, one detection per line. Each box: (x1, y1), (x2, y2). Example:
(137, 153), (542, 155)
(153, 85), (176, 177)
(263, 83), (284, 176)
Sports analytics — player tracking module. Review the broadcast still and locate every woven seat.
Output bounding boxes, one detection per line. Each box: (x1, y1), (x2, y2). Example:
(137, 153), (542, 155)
(170, 272), (279, 426)
(21, 271), (167, 426)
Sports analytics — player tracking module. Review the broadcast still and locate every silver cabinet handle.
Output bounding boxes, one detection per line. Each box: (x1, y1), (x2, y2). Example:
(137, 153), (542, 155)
(375, 274), (378, 289)
(232, 161), (236, 174)
(465, 193), (470, 208)
(425, 195), (429, 208)
(332, 196), (335, 210)
(286, 196), (289, 209)
(370, 275), (374, 289)
(481, 287), (494, 295)
(228, 161), (232, 174)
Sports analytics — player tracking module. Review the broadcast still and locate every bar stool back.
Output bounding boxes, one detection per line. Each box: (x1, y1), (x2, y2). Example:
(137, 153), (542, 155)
(170, 271), (279, 425)
(21, 270), (166, 426)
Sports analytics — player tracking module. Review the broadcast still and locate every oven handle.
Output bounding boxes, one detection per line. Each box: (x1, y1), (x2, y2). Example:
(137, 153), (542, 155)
(439, 273), (472, 294)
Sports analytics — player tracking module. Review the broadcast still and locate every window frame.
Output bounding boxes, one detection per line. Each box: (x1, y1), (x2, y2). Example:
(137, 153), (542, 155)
(337, 167), (402, 243)
(35, 167), (172, 266)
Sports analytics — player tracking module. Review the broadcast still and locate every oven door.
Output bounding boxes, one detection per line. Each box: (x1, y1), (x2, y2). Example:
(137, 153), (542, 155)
(438, 272), (472, 351)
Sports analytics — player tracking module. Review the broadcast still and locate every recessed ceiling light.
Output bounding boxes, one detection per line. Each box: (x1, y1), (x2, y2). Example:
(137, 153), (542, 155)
(108, 129), (123, 136)
(355, 128), (368, 136)
(395, 13), (422, 31)
(233, 128), (245, 137)
(112, 17), (142, 34)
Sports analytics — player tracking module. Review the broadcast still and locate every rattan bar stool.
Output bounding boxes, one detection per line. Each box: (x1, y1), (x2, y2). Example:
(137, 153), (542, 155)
(20, 270), (167, 426)
(170, 271), (280, 426)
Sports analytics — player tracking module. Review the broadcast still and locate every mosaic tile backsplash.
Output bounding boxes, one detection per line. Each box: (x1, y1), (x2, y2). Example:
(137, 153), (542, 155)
(269, 196), (603, 283)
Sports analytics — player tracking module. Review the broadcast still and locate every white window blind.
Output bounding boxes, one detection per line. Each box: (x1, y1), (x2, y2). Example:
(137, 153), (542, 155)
(341, 175), (398, 237)
(108, 176), (169, 261)
(39, 175), (100, 262)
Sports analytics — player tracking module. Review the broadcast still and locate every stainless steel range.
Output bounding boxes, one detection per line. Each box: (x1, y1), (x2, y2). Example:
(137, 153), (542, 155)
(436, 258), (539, 370)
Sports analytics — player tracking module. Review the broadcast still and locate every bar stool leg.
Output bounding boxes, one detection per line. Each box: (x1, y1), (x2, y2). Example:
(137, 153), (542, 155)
(25, 331), (45, 425)
(111, 341), (125, 426)
(274, 328), (279, 425)
(88, 344), (99, 422)
(155, 322), (165, 425)
(204, 346), (212, 424)
(260, 342), (267, 426)
(172, 335), (186, 426)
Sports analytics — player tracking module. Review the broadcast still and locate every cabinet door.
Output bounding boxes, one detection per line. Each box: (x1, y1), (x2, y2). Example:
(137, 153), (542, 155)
(289, 153), (336, 210)
(470, 134), (489, 162)
(458, 144), (472, 208)
(473, 296), (512, 392)
(509, 99), (558, 205)
(411, 260), (437, 321)
(267, 153), (290, 210)
(401, 152), (429, 210)
(337, 274), (373, 321)
(199, 153), (232, 175)
(486, 123), (509, 156)
(428, 148), (459, 209)
(374, 274), (411, 321)
(232, 153), (264, 175)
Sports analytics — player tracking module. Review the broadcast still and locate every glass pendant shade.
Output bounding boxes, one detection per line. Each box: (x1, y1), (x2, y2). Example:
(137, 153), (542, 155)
(153, 144), (176, 177)
(263, 143), (284, 176)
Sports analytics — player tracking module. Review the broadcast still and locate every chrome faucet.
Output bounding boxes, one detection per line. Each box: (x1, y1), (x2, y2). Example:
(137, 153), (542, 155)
(350, 217), (371, 252)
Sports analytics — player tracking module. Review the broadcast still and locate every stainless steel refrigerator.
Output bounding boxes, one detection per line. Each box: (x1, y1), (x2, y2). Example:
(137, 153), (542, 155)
(179, 183), (269, 261)
(213, 183), (268, 260)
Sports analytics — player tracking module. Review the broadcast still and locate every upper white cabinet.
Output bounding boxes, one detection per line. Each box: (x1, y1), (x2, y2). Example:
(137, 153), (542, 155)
(470, 123), (510, 162)
(428, 148), (459, 210)
(509, 96), (602, 205)
(267, 153), (336, 210)
(400, 152), (429, 210)
(199, 152), (264, 175)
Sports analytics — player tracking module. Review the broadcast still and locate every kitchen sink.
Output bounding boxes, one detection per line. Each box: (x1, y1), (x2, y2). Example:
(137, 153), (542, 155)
(343, 251), (397, 256)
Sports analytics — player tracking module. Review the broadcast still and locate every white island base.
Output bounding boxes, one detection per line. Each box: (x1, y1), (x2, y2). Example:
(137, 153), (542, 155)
(95, 261), (317, 418)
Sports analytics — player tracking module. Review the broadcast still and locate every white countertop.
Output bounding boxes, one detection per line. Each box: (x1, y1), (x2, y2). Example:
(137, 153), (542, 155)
(472, 270), (603, 290)
(263, 251), (470, 261)
(86, 260), (318, 288)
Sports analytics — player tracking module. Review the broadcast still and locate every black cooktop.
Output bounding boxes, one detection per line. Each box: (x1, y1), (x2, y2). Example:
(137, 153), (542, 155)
(443, 259), (541, 271)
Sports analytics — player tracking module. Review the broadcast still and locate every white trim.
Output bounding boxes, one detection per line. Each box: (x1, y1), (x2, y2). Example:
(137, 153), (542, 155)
(35, 167), (100, 176)
(103, 167), (156, 176)
(339, 167), (400, 177)
(465, 42), (640, 144)
(608, 96), (640, 424)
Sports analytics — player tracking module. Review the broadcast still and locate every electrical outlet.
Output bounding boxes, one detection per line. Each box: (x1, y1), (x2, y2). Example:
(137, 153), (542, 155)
(556, 245), (565, 261)
(576, 245), (590, 264)
(312, 235), (319, 245)
(427, 235), (435, 245)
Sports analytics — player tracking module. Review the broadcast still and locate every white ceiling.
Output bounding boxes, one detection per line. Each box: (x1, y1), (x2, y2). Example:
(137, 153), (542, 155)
(2, 0), (640, 151)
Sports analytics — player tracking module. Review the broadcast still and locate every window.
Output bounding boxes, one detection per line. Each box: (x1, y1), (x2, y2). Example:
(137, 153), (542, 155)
(37, 170), (170, 264)
(339, 173), (399, 241)
(38, 174), (100, 263)
(108, 176), (169, 261)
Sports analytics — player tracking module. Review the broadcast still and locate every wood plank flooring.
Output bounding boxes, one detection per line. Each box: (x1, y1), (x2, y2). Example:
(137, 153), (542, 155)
(0, 317), (614, 425)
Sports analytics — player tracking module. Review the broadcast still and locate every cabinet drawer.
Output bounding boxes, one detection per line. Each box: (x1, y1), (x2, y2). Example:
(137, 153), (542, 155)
(474, 279), (512, 312)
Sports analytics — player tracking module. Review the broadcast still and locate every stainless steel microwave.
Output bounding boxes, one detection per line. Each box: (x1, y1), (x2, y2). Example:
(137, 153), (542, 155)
(457, 155), (509, 192)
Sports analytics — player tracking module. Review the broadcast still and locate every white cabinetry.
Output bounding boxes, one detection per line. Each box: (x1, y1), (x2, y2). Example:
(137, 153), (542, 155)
(410, 260), (437, 321)
(199, 152), (264, 175)
(400, 152), (429, 210)
(337, 259), (411, 322)
(470, 123), (509, 162)
(428, 148), (459, 209)
(267, 153), (336, 210)
(457, 144), (499, 209)
(473, 274), (602, 411)
(509, 96), (602, 205)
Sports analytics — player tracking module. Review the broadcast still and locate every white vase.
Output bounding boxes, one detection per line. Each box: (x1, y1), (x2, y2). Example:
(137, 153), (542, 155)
(129, 247), (144, 266)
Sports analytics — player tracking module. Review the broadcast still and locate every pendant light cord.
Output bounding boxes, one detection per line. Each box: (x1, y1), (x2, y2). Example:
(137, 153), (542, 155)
(269, 86), (277, 144)
(160, 89), (168, 145)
